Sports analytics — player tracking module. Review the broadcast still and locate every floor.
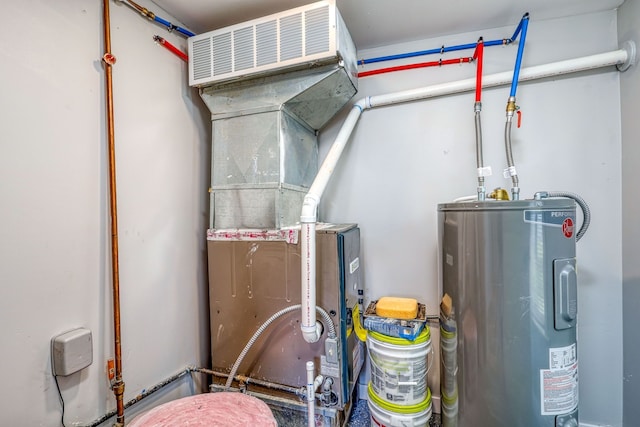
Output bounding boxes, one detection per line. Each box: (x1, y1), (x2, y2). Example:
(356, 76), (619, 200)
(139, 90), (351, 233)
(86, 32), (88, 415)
(346, 399), (442, 427)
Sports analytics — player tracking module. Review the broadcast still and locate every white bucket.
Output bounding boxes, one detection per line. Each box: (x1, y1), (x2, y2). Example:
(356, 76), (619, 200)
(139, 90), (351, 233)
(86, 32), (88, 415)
(440, 326), (458, 397)
(368, 382), (432, 427)
(441, 390), (459, 427)
(367, 327), (432, 405)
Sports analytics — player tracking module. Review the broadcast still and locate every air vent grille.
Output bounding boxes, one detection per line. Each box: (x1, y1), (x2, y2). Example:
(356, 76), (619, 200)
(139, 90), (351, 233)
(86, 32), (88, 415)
(305, 6), (330, 55)
(192, 38), (212, 81)
(212, 33), (232, 76)
(256, 20), (278, 67)
(189, 1), (349, 87)
(280, 13), (303, 61)
(233, 27), (254, 71)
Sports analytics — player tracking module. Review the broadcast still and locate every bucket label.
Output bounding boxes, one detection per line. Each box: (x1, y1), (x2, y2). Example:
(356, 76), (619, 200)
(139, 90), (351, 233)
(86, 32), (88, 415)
(369, 351), (428, 405)
(540, 343), (578, 415)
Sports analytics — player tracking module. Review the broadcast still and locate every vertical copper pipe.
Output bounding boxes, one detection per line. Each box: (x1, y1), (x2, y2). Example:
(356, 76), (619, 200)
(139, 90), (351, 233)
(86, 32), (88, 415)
(102, 0), (125, 425)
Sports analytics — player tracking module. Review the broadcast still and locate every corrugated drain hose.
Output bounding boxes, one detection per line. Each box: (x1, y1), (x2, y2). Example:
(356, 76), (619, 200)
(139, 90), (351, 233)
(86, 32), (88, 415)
(225, 304), (336, 389)
(535, 191), (591, 241)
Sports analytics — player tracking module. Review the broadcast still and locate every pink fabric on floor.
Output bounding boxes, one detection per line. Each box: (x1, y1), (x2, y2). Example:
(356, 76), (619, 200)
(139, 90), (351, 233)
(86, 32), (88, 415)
(128, 392), (278, 426)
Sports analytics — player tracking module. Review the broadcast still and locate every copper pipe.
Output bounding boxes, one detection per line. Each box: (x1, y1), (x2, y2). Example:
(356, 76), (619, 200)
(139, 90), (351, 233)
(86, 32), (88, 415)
(102, 1), (125, 425)
(125, 0), (155, 19)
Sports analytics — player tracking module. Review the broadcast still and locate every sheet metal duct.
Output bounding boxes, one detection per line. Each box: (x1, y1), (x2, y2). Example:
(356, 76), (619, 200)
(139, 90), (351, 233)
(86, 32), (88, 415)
(199, 65), (356, 229)
(190, 0), (357, 229)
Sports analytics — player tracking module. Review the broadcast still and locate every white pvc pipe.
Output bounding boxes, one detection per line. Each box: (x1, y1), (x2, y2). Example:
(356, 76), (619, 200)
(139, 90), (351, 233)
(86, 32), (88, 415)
(300, 222), (319, 342)
(299, 46), (633, 343)
(306, 361), (315, 427)
(300, 105), (364, 343)
(367, 48), (629, 109)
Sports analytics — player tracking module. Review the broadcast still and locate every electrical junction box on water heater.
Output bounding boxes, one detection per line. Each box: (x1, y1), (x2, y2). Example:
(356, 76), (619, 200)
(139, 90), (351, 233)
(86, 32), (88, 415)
(438, 199), (579, 427)
(207, 224), (364, 426)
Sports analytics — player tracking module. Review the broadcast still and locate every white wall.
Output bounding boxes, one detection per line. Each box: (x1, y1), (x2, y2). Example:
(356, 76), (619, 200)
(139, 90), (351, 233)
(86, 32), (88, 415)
(618, 0), (640, 426)
(0, 2), (629, 426)
(320, 10), (623, 426)
(0, 1), (210, 425)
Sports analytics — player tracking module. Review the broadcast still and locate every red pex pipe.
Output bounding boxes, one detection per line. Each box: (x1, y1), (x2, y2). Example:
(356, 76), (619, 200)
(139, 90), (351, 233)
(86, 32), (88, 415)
(473, 38), (484, 102)
(358, 56), (472, 78)
(154, 35), (188, 62)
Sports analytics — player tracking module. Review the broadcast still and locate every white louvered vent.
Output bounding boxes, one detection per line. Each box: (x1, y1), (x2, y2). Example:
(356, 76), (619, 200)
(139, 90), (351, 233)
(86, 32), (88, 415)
(233, 26), (254, 71)
(212, 33), (232, 76)
(189, 0), (354, 87)
(305, 6), (330, 55)
(192, 38), (212, 81)
(280, 13), (303, 61)
(256, 20), (277, 67)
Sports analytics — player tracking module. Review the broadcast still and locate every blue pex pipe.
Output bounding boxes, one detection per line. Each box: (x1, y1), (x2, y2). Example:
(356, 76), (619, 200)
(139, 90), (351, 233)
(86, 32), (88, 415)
(360, 15), (529, 66)
(510, 19), (524, 43)
(510, 14), (530, 97)
(361, 42), (478, 65)
(154, 15), (196, 38)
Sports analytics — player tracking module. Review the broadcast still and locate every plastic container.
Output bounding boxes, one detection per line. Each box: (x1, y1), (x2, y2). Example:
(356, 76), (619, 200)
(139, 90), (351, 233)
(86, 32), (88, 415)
(367, 326), (432, 405)
(368, 382), (432, 427)
(440, 326), (458, 397)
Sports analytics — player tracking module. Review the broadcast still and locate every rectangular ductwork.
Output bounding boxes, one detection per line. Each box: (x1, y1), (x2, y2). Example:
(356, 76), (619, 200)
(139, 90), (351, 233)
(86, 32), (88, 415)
(190, 0), (357, 229)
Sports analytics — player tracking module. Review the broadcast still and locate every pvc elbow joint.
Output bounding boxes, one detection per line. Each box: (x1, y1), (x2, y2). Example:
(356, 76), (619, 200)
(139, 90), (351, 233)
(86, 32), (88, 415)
(354, 98), (370, 111)
(301, 195), (319, 223)
(301, 322), (323, 343)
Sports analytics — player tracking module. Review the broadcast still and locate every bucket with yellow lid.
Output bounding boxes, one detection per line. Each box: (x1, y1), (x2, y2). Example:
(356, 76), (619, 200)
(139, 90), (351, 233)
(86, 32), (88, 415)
(367, 326), (432, 405)
(367, 382), (432, 427)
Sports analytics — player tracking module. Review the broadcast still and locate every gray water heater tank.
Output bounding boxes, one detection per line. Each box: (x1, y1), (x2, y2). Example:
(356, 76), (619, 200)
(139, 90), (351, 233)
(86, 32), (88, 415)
(438, 198), (579, 427)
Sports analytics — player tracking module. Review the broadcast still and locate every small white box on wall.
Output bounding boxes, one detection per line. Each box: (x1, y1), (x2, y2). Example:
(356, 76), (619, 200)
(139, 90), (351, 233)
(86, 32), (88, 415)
(51, 328), (93, 376)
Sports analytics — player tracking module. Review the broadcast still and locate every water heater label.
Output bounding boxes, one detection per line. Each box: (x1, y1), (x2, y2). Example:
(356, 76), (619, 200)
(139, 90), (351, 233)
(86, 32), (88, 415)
(540, 343), (579, 415)
(524, 210), (575, 227)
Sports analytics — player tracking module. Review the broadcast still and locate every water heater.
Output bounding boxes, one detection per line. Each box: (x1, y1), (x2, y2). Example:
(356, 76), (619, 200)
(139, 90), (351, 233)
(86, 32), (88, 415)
(438, 198), (579, 427)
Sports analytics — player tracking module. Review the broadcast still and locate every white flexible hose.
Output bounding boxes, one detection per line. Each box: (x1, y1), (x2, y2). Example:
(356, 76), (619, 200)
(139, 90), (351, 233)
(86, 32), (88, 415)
(225, 304), (336, 389)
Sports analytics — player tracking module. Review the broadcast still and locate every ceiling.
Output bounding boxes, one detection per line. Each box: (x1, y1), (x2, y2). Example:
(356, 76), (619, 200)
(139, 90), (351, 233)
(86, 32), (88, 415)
(151, 0), (623, 50)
